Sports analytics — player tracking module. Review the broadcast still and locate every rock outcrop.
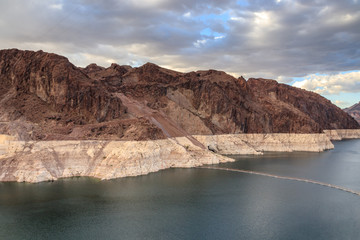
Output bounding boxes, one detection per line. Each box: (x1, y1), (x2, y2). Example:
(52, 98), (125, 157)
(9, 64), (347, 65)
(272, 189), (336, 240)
(324, 129), (360, 140)
(0, 132), (336, 183)
(344, 102), (360, 124)
(0, 49), (359, 183)
(246, 78), (359, 131)
(194, 133), (334, 154)
(0, 49), (165, 140)
(0, 49), (126, 122)
(0, 49), (359, 141)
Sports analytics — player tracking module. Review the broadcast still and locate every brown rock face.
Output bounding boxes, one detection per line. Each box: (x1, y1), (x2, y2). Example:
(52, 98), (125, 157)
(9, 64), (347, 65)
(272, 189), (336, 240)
(0, 49), (358, 140)
(246, 78), (360, 132)
(0, 49), (126, 122)
(0, 49), (152, 140)
(344, 102), (360, 124)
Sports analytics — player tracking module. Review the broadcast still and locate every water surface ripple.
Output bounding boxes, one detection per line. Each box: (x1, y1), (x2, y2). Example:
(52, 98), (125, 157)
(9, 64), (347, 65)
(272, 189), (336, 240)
(0, 139), (360, 240)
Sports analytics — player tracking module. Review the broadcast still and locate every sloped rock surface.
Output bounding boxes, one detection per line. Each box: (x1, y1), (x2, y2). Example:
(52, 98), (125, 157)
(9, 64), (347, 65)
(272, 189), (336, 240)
(344, 102), (360, 124)
(0, 49), (358, 140)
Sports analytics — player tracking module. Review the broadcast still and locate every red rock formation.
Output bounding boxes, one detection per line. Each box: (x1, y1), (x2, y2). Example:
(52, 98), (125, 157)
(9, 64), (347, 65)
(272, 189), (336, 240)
(344, 102), (360, 124)
(0, 49), (358, 140)
(0, 49), (162, 140)
(246, 78), (359, 132)
(0, 49), (126, 123)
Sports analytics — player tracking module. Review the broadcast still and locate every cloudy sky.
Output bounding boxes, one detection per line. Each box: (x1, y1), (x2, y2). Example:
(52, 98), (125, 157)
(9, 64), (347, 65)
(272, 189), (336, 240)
(0, 0), (359, 108)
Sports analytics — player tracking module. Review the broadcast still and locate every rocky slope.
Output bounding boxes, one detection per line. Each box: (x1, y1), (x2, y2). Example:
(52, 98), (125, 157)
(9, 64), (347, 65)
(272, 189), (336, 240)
(344, 102), (360, 124)
(0, 132), (336, 182)
(0, 49), (359, 141)
(324, 129), (360, 140)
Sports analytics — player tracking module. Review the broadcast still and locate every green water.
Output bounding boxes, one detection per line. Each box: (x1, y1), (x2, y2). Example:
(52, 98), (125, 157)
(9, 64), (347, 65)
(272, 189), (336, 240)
(0, 140), (360, 240)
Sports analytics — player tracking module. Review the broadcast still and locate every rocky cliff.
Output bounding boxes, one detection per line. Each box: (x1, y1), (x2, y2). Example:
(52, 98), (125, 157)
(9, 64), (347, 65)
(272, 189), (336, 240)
(344, 102), (360, 124)
(0, 49), (163, 140)
(324, 129), (360, 140)
(0, 132), (336, 183)
(0, 48), (359, 141)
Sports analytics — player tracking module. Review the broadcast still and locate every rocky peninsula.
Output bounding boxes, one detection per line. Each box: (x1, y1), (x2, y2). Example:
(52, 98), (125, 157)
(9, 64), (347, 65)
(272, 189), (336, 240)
(1, 130), (360, 183)
(0, 49), (359, 183)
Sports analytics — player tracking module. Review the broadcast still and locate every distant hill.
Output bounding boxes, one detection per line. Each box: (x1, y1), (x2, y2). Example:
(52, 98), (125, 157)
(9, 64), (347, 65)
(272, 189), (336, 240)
(0, 49), (359, 140)
(344, 102), (360, 124)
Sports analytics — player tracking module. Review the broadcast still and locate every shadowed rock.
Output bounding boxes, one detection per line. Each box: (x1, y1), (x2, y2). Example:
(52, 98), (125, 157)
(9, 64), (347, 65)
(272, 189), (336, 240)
(0, 49), (358, 140)
(344, 102), (360, 124)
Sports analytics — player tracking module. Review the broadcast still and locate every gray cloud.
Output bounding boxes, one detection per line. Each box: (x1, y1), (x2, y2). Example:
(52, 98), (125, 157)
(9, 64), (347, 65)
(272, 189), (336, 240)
(0, 0), (359, 82)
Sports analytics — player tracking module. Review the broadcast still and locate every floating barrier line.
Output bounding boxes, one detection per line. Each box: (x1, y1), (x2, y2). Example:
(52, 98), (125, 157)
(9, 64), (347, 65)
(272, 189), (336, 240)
(198, 166), (360, 197)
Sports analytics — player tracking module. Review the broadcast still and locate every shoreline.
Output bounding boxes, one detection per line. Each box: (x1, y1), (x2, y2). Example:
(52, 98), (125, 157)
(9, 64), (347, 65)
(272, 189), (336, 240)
(0, 129), (360, 183)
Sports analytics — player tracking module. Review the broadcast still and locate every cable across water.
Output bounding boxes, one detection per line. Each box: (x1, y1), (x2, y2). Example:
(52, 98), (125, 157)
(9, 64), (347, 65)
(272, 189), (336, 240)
(198, 166), (360, 197)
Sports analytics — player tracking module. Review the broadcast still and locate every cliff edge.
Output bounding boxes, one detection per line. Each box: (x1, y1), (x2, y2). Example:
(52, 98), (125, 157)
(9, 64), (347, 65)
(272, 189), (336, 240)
(344, 102), (360, 124)
(0, 49), (358, 141)
(0, 132), (339, 183)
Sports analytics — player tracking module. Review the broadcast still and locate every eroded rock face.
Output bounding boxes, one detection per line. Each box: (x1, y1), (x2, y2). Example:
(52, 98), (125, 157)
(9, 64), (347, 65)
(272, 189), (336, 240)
(0, 49), (155, 140)
(246, 78), (360, 132)
(0, 132), (337, 183)
(344, 102), (360, 124)
(0, 49), (358, 140)
(0, 49), (126, 122)
(0, 137), (232, 182)
(324, 129), (360, 140)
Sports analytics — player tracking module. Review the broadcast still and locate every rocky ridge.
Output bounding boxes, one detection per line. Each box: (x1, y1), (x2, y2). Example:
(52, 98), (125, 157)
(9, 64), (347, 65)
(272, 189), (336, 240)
(1, 49), (360, 183)
(344, 102), (360, 124)
(0, 132), (339, 183)
(0, 49), (358, 141)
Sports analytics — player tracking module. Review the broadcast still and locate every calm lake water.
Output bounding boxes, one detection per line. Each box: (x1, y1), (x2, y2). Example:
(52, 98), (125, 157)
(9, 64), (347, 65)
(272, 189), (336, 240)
(1, 139), (360, 240)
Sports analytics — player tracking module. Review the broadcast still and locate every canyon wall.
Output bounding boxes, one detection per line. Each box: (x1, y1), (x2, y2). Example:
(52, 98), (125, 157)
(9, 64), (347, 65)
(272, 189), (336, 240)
(0, 136), (231, 183)
(194, 133), (334, 154)
(1, 49), (359, 141)
(324, 129), (360, 140)
(0, 49), (359, 183)
(0, 132), (338, 183)
(344, 102), (360, 124)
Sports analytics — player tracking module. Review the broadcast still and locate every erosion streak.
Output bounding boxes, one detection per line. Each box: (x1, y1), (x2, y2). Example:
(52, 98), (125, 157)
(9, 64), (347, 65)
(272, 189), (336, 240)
(198, 166), (360, 196)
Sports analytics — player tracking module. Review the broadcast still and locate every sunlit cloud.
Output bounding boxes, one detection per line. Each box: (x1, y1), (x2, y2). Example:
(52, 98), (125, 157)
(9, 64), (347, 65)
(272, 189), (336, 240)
(49, 4), (63, 10)
(333, 100), (349, 108)
(183, 12), (191, 18)
(293, 71), (360, 95)
(193, 39), (208, 48)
